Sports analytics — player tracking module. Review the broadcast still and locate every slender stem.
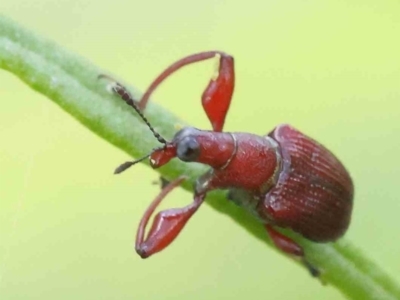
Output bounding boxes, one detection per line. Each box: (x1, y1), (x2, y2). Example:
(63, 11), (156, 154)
(0, 15), (399, 300)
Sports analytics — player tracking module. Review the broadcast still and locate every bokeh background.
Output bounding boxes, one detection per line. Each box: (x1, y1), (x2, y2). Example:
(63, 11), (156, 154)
(1, 1), (400, 299)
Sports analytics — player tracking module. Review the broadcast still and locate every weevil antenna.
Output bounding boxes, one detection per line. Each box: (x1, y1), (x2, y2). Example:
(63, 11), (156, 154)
(114, 145), (164, 174)
(98, 74), (167, 145)
(114, 153), (151, 174)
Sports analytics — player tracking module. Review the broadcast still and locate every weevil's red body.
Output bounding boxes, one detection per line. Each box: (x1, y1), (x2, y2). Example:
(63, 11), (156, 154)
(169, 124), (353, 243)
(225, 125), (353, 242)
(106, 50), (354, 277)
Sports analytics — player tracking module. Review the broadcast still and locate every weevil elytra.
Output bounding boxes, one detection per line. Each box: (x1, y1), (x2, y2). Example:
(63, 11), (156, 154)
(100, 51), (353, 277)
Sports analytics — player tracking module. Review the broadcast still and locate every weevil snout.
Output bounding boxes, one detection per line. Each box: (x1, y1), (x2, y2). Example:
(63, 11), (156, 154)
(149, 144), (176, 168)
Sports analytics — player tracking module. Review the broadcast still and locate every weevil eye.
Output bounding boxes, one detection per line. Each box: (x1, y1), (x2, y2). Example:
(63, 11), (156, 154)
(176, 136), (200, 162)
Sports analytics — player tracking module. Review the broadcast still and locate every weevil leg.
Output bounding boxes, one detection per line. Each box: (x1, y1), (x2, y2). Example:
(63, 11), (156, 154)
(200, 53), (235, 132)
(265, 224), (320, 278)
(136, 176), (206, 258)
(138, 51), (235, 132)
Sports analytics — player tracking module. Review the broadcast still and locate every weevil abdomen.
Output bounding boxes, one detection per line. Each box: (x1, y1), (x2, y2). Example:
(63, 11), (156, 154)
(259, 124), (354, 242)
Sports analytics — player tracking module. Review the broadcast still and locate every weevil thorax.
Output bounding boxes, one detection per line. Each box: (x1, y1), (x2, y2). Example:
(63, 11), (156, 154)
(198, 132), (281, 194)
(189, 129), (282, 198)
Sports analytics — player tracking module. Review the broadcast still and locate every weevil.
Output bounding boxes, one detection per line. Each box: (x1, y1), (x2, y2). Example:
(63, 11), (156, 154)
(100, 51), (354, 277)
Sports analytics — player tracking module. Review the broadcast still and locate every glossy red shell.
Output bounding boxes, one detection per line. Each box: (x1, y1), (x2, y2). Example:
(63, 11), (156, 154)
(259, 124), (354, 242)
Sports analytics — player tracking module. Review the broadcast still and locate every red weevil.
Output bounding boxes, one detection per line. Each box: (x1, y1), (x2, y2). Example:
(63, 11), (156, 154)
(100, 51), (354, 277)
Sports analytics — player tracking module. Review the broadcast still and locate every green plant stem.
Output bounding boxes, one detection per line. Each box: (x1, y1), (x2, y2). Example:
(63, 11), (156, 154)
(0, 16), (399, 300)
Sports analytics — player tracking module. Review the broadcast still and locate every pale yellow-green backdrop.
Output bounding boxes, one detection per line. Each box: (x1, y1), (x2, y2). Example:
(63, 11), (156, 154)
(1, 1), (400, 299)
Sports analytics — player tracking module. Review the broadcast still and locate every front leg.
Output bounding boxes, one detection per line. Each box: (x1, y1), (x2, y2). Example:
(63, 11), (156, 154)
(138, 51), (235, 132)
(201, 53), (235, 132)
(136, 176), (206, 258)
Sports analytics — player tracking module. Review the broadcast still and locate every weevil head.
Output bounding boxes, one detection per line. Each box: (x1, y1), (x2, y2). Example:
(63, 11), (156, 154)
(173, 127), (202, 162)
(115, 123), (234, 174)
(150, 127), (201, 168)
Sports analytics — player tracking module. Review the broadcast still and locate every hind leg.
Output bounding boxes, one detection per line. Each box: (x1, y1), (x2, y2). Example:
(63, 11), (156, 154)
(265, 224), (320, 278)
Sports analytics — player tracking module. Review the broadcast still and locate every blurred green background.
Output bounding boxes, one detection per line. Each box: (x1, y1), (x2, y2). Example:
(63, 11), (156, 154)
(1, 1), (400, 299)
